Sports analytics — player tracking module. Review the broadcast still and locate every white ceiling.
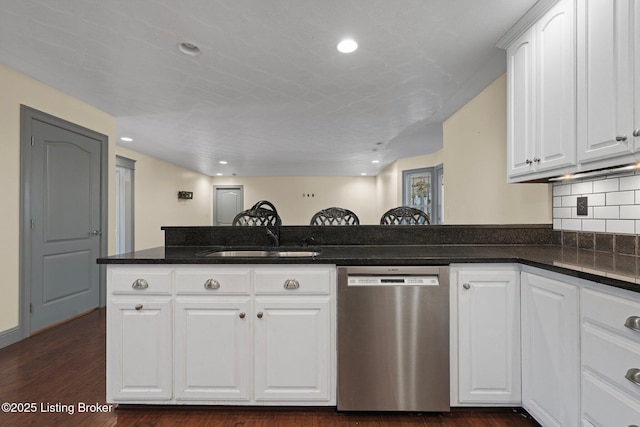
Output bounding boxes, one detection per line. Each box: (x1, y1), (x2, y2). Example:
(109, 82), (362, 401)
(0, 0), (536, 177)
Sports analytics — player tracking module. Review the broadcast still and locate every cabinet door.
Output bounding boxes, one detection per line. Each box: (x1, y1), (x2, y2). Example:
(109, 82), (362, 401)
(107, 298), (172, 402)
(577, 0), (635, 162)
(174, 298), (251, 401)
(507, 27), (536, 178)
(535, 0), (576, 171)
(254, 299), (331, 402)
(457, 270), (521, 404)
(521, 272), (579, 427)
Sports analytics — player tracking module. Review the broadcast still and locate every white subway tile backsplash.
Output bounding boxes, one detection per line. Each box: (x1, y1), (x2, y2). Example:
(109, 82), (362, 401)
(562, 218), (582, 231)
(552, 171), (640, 235)
(606, 191), (635, 206)
(553, 183), (571, 196)
(620, 175), (640, 191)
(582, 219), (606, 232)
(553, 207), (572, 219)
(621, 205), (640, 219)
(606, 220), (635, 234)
(588, 193), (606, 206)
(571, 181), (593, 195)
(593, 206), (619, 219)
(593, 178), (619, 193)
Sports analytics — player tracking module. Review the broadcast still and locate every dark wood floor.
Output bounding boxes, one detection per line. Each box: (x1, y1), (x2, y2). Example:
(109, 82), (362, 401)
(0, 308), (539, 426)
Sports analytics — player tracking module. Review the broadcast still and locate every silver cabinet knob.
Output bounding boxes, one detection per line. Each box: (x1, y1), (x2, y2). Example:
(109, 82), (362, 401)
(625, 316), (640, 333)
(633, 129), (640, 138)
(284, 279), (300, 290)
(239, 312), (246, 319)
(257, 312), (263, 319)
(533, 157), (540, 163)
(135, 304), (143, 311)
(204, 279), (221, 290)
(463, 283), (471, 290)
(625, 368), (640, 386)
(525, 159), (533, 165)
(132, 279), (149, 289)
(616, 135), (628, 142)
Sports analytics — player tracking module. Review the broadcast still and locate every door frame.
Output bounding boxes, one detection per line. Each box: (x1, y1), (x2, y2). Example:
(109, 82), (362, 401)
(19, 105), (108, 340)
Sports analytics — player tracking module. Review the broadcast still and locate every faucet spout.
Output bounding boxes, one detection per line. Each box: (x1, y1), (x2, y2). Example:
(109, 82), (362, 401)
(266, 226), (279, 247)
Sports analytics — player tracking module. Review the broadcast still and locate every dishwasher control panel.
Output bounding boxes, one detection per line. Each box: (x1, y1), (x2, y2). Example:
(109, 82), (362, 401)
(347, 276), (440, 286)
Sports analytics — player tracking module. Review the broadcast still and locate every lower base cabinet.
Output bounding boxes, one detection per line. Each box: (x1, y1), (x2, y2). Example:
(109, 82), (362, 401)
(451, 266), (521, 405)
(581, 285), (640, 425)
(521, 270), (580, 427)
(107, 265), (336, 405)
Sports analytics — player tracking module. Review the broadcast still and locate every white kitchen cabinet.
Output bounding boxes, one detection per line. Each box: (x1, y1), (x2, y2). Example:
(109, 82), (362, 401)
(521, 270), (580, 427)
(174, 298), (251, 401)
(253, 268), (333, 403)
(254, 299), (331, 401)
(174, 268), (252, 402)
(107, 298), (173, 402)
(577, 0), (639, 163)
(506, 0), (576, 181)
(453, 267), (521, 405)
(107, 267), (174, 402)
(106, 264), (336, 406)
(581, 285), (640, 425)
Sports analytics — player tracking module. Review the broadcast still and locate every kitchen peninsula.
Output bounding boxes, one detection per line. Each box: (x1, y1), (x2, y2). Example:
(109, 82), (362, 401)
(98, 224), (640, 425)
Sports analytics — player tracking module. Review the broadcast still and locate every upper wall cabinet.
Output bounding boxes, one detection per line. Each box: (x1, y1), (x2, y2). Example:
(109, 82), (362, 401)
(577, 0), (640, 162)
(577, 0), (640, 163)
(505, 0), (576, 181)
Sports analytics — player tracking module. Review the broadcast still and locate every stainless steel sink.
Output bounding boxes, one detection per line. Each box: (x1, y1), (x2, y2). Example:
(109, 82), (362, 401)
(199, 249), (320, 257)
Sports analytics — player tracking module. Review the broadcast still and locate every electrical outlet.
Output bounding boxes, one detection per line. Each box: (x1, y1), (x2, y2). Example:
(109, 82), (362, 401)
(577, 196), (588, 216)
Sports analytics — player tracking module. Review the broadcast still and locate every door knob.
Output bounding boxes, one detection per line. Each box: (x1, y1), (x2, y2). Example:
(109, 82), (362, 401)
(89, 229), (102, 236)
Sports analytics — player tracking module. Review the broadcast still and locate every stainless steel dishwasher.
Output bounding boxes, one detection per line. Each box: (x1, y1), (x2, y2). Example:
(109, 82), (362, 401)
(337, 266), (450, 412)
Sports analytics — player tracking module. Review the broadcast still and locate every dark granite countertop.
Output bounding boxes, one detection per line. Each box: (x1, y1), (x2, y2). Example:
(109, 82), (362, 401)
(98, 244), (640, 294)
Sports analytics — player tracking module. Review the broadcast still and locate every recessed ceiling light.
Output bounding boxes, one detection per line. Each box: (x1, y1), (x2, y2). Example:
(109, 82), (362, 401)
(371, 160), (380, 164)
(178, 42), (201, 56)
(120, 137), (133, 142)
(361, 172), (367, 176)
(219, 160), (228, 164)
(216, 173), (223, 176)
(337, 39), (358, 53)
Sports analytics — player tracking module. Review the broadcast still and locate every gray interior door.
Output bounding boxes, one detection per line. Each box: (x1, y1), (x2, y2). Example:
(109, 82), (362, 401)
(29, 118), (102, 332)
(214, 186), (243, 225)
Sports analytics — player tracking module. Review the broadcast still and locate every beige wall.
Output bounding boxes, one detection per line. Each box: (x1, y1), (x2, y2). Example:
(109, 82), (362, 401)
(443, 74), (552, 224)
(0, 64), (117, 333)
(116, 147), (214, 250)
(212, 176), (378, 225)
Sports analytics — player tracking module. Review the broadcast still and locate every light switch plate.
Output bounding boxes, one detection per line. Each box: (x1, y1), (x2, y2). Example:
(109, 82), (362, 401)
(577, 196), (588, 216)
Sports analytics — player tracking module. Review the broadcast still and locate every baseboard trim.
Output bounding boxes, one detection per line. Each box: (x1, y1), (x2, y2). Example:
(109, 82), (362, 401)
(0, 325), (23, 350)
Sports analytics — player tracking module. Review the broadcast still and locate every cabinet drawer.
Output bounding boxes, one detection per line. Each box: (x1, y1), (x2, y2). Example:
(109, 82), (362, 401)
(583, 323), (640, 399)
(254, 269), (332, 295)
(109, 269), (172, 295)
(175, 269), (251, 295)
(582, 287), (640, 341)
(582, 372), (640, 426)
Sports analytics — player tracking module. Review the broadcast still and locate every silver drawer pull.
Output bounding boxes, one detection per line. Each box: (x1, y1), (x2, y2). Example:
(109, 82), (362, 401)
(135, 304), (143, 311)
(204, 279), (221, 290)
(616, 135), (628, 142)
(132, 279), (149, 289)
(284, 279), (300, 290)
(625, 368), (640, 386)
(625, 316), (640, 333)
